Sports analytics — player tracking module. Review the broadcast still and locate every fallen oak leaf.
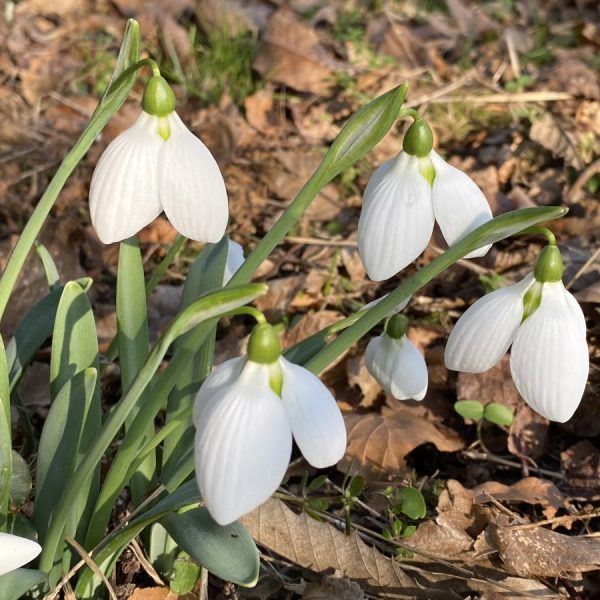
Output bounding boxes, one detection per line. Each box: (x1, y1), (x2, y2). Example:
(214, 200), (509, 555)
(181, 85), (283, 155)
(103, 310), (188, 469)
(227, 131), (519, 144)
(338, 411), (464, 480)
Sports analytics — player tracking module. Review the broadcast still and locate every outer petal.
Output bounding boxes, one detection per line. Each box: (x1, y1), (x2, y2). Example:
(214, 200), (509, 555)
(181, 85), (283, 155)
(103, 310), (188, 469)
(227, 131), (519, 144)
(445, 274), (534, 373)
(159, 112), (228, 242)
(358, 153), (434, 281)
(0, 533), (41, 576)
(365, 335), (428, 400)
(430, 150), (493, 259)
(279, 357), (346, 468)
(89, 112), (163, 243)
(192, 356), (245, 426)
(510, 282), (589, 422)
(194, 361), (292, 525)
(223, 240), (245, 285)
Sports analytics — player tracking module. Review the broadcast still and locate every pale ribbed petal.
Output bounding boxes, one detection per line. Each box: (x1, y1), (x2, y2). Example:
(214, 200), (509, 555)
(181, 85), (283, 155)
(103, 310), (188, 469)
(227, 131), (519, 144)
(358, 153), (434, 281)
(445, 274), (534, 373)
(365, 335), (428, 400)
(511, 282), (589, 422)
(192, 356), (245, 426)
(0, 533), (41, 576)
(430, 151), (493, 259)
(194, 361), (292, 525)
(159, 113), (228, 243)
(223, 240), (245, 285)
(362, 292), (410, 316)
(89, 112), (163, 243)
(279, 357), (346, 468)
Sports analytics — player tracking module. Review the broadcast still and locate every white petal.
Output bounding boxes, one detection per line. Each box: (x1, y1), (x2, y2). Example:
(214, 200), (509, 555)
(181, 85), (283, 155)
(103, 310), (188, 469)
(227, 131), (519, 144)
(0, 533), (41, 576)
(279, 357), (346, 468)
(89, 112), (163, 244)
(192, 356), (246, 426)
(365, 335), (428, 400)
(511, 282), (589, 422)
(445, 274), (534, 373)
(430, 151), (493, 259)
(362, 292), (410, 316)
(159, 113), (228, 243)
(194, 360), (292, 525)
(358, 153), (434, 281)
(223, 240), (245, 285)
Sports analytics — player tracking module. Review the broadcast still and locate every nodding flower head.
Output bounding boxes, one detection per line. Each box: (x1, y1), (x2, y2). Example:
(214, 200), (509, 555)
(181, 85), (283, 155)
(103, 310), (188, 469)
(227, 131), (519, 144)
(0, 533), (41, 576)
(90, 75), (228, 244)
(358, 117), (493, 281)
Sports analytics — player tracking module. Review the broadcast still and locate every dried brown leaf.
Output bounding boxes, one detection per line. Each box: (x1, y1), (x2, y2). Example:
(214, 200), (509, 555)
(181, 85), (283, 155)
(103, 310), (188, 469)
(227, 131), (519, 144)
(302, 576), (365, 600)
(560, 440), (600, 499)
(489, 514), (600, 577)
(242, 498), (427, 598)
(530, 113), (584, 169)
(472, 478), (566, 510)
(339, 411), (463, 479)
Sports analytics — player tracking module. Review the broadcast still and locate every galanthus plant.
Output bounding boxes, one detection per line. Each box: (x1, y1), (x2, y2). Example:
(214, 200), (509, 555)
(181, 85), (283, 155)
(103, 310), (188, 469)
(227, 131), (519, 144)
(0, 18), (584, 600)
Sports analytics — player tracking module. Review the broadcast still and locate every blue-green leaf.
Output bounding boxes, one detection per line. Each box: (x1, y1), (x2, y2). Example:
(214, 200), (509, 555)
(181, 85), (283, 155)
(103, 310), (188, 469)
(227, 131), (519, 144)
(161, 508), (259, 588)
(0, 569), (47, 600)
(0, 336), (10, 521)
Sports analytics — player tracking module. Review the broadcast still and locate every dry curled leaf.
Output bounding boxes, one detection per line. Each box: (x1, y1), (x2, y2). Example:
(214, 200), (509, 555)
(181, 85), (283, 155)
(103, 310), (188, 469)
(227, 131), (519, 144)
(489, 514), (600, 577)
(339, 410), (464, 479)
(560, 440), (600, 499)
(472, 477), (566, 511)
(242, 498), (451, 599)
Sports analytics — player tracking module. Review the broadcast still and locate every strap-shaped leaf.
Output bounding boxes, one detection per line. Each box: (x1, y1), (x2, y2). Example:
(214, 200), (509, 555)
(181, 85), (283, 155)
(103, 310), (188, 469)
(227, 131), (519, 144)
(161, 508), (259, 588)
(0, 569), (47, 600)
(0, 336), (11, 522)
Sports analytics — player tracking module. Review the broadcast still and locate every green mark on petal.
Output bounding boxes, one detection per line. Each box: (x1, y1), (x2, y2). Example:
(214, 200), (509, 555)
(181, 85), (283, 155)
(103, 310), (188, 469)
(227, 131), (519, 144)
(418, 156), (435, 186)
(522, 280), (543, 321)
(268, 362), (283, 397)
(157, 117), (171, 141)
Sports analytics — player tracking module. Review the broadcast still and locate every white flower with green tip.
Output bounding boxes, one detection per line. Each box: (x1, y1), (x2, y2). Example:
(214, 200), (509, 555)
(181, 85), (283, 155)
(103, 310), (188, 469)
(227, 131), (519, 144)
(90, 76), (228, 244)
(358, 118), (493, 281)
(445, 243), (589, 422)
(193, 323), (347, 525)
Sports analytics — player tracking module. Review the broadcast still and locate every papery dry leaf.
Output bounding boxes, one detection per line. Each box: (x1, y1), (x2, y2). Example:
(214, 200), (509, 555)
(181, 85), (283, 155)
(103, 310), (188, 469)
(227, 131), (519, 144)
(253, 8), (342, 94)
(281, 310), (341, 350)
(489, 514), (600, 577)
(339, 411), (463, 479)
(560, 440), (600, 499)
(346, 354), (381, 408)
(128, 587), (175, 600)
(530, 113), (584, 169)
(242, 498), (445, 599)
(255, 275), (306, 319)
(472, 478), (566, 510)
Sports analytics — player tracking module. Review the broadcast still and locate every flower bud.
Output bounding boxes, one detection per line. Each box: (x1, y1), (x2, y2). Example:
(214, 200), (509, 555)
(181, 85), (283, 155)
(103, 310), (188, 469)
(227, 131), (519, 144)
(403, 118), (434, 157)
(247, 323), (281, 364)
(142, 75), (176, 118)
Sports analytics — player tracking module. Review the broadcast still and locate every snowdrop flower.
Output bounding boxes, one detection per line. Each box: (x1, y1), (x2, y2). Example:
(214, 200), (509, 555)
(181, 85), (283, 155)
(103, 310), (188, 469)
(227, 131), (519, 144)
(223, 240), (245, 285)
(358, 118), (493, 281)
(365, 314), (428, 400)
(90, 75), (228, 244)
(445, 243), (589, 422)
(193, 322), (347, 525)
(0, 532), (41, 576)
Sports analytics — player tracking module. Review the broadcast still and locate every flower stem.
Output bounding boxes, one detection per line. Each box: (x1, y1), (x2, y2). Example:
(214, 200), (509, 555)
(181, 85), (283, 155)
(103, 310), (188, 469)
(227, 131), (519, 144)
(397, 107), (421, 121)
(224, 306), (267, 324)
(519, 225), (556, 246)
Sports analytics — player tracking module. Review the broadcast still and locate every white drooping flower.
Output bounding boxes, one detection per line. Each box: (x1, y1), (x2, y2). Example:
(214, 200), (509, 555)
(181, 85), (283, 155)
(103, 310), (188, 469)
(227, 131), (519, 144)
(445, 244), (589, 422)
(193, 324), (347, 525)
(358, 118), (492, 281)
(223, 240), (245, 285)
(90, 76), (228, 244)
(365, 314), (428, 401)
(0, 532), (41, 576)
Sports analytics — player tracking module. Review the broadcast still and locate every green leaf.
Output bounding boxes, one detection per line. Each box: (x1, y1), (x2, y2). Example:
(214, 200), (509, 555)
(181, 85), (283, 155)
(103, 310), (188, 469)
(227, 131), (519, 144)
(483, 402), (514, 427)
(117, 237), (153, 502)
(305, 205), (568, 375)
(161, 508), (259, 588)
(34, 241), (60, 288)
(169, 552), (201, 594)
(34, 368), (97, 540)
(6, 513), (38, 540)
(346, 476), (365, 498)
(401, 525), (417, 538)
(0, 569), (47, 600)
(9, 450), (31, 508)
(162, 237), (228, 480)
(306, 474), (328, 494)
(454, 400), (484, 421)
(0, 336), (11, 521)
(5, 279), (91, 395)
(399, 487), (426, 520)
(101, 19), (140, 102)
(149, 523), (179, 578)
